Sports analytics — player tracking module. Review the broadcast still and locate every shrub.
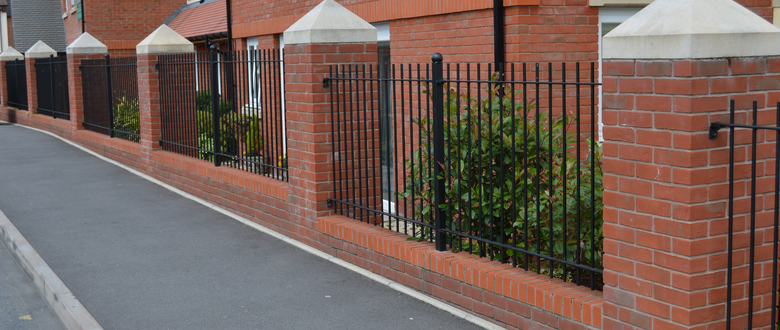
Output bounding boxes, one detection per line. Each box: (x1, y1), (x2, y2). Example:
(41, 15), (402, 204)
(401, 78), (603, 285)
(112, 96), (140, 142)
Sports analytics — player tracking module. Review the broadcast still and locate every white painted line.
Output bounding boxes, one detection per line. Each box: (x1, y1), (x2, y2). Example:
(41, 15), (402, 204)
(1, 121), (504, 330)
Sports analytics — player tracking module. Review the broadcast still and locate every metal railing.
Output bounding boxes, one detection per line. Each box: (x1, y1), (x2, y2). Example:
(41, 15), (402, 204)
(5, 59), (27, 110)
(81, 55), (140, 142)
(710, 101), (780, 330)
(326, 54), (604, 290)
(157, 47), (288, 181)
(35, 55), (69, 119)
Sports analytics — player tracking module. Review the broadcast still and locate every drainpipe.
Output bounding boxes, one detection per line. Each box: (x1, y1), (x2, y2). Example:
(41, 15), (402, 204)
(81, 0), (85, 34)
(493, 0), (506, 73)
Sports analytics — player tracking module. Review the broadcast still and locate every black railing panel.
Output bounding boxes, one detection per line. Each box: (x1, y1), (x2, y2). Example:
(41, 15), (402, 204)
(157, 48), (288, 181)
(81, 56), (140, 142)
(6, 59), (27, 110)
(327, 56), (604, 290)
(35, 55), (69, 119)
(711, 101), (780, 330)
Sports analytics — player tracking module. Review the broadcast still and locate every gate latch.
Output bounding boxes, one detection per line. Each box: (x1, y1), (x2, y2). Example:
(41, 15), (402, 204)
(323, 77), (331, 88)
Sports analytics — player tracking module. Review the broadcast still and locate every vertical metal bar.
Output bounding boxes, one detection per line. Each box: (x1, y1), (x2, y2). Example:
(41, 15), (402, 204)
(400, 64), (407, 232)
(487, 62), (495, 260)
(748, 100), (759, 329)
(771, 101), (780, 330)
(466, 63), (473, 251)
(334, 65), (344, 215)
(535, 63), (541, 274)
(510, 63), (517, 267)
(50, 55), (56, 118)
(347, 65), (359, 220)
(575, 62), (582, 285)
(561, 62), (568, 281)
(523, 63), (529, 270)
(589, 61), (596, 289)
(369, 64), (379, 225)
(453, 63), (461, 249)
(547, 62), (554, 275)
(210, 46), (222, 167)
(105, 54), (114, 138)
(432, 53), (446, 252)
(727, 100), (735, 330)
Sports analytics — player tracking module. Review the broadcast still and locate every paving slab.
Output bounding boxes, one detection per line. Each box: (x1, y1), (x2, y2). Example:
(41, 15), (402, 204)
(0, 240), (65, 330)
(0, 124), (483, 330)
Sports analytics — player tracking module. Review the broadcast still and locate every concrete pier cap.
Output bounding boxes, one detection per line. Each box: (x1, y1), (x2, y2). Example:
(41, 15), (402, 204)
(66, 32), (108, 55)
(0, 47), (24, 61)
(283, 0), (377, 45)
(136, 24), (194, 55)
(24, 41), (57, 59)
(603, 0), (780, 59)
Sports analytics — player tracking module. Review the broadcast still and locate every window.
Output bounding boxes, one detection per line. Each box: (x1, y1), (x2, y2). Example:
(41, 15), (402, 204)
(373, 22), (394, 214)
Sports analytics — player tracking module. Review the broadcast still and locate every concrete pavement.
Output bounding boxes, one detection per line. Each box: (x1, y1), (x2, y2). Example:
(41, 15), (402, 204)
(0, 123), (484, 330)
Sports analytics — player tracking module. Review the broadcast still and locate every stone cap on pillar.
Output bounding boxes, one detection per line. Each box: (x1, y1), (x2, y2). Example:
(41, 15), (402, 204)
(136, 24), (194, 55)
(66, 32), (108, 55)
(603, 0), (780, 59)
(0, 47), (24, 61)
(25, 41), (57, 59)
(283, 0), (376, 45)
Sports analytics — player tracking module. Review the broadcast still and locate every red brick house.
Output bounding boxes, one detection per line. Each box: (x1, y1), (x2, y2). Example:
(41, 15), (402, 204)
(60, 0), (183, 56)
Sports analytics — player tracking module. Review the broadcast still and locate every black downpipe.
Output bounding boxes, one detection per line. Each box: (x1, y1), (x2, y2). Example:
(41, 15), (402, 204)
(81, 0), (85, 34)
(493, 0), (505, 72)
(225, 0), (236, 115)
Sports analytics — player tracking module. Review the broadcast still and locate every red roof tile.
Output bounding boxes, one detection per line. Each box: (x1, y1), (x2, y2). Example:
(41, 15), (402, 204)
(168, 0), (227, 39)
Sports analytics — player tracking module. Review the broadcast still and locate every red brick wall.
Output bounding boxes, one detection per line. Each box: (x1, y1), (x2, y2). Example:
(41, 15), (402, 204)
(601, 57), (780, 329)
(61, 0), (183, 55)
(231, 0), (771, 66)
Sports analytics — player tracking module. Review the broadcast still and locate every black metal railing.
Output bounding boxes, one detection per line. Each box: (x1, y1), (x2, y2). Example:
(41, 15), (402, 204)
(35, 55), (69, 119)
(326, 54), (604, 290)
(81, 55), (139, 142)
(6, 59), (27, 110)
(157, 47), (288, 181)
(710, 101), (780, 330)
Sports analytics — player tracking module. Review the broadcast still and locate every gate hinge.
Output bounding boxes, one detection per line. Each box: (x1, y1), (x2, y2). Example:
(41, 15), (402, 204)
(709, 122), (722, 139)
(323, 77), (331, 88)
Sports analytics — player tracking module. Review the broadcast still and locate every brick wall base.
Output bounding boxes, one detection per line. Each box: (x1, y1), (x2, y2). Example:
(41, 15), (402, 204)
(0, 105), (603, 330)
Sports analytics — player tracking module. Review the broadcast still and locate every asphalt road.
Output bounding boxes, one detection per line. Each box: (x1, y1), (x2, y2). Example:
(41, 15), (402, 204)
(0, 123), (481, 329)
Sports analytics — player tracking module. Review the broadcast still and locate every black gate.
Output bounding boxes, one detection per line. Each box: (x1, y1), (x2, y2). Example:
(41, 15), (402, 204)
(35, 55), (69, 119)
(710, 101), (780, 330)
(5, 59), (27, 110)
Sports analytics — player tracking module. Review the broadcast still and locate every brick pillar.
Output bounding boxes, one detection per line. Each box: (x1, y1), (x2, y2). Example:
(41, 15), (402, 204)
(137, 53), (161, 167)
(283, 0), (379, 245)
(136, 25), (194, 169)
(0, 60), (6, 106)
(66, 33), (108, 132)
(24, 57), (36, 116)
(602, 57), (780, 330)
(600, 2), (780, 329)
(284, 43), (378, 244)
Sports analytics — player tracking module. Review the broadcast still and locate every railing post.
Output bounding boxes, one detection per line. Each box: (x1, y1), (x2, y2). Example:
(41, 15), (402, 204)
(49, 54), (55, 118)
(209, 45), (221, 167)
(431, 53), (446, 252)
(105, 54), (114, 138)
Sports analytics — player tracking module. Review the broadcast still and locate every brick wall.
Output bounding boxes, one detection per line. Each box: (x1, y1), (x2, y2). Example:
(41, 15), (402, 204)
(61, 0), (182, 55)
(231, 0), (771, 64)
